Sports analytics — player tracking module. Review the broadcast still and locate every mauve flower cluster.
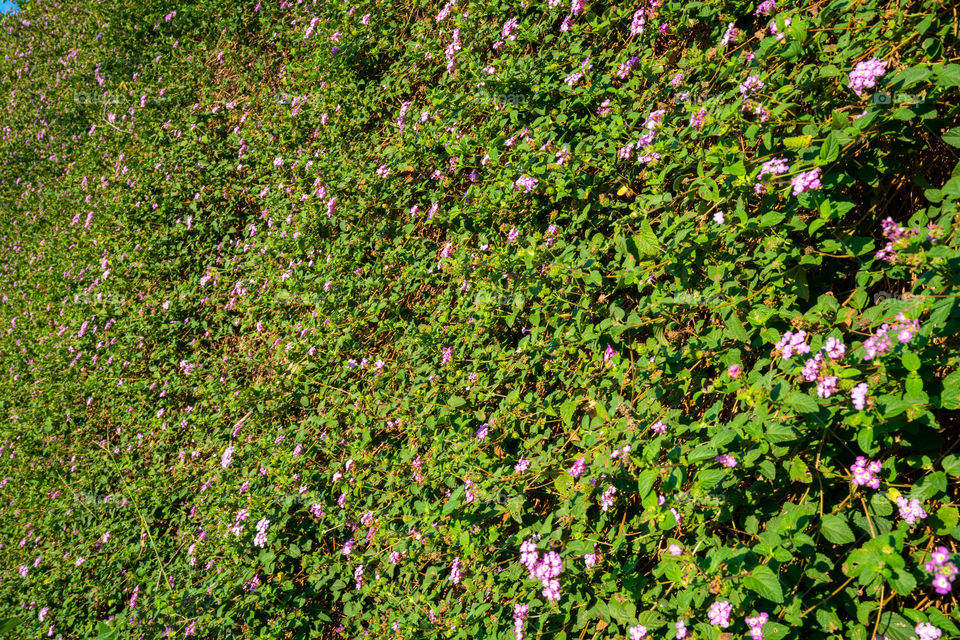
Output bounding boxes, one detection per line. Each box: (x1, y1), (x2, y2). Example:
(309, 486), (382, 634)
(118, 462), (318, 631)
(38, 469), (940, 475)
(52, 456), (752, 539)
(850, 456), (881, 490)
(851, 382), (870, 410)
(599, 484), (617, 510)
(708, 600), (732, 627)
(755, 157), (789, 194)
(253, 518), (270, 548)
(774, 330), (810, 359)
(791, 168), (821, 196)
(801, 336), (845, 397)
(746, 612), (769, 640)
(569, 457), (586, 478)
(629, 624), (647, 639)
(449, 556), (461, 584)
(896, 496), (927, 525)
(863, 313), (920, 360)
(924, 546), (958, 594)
(875, 217), (920, 262)
(916, 623), (943, 640)
(520, 539), (563, 601)
(848, 58), (888, 97)
(720, 22), (740, 45)
(513, 604), (529, 640)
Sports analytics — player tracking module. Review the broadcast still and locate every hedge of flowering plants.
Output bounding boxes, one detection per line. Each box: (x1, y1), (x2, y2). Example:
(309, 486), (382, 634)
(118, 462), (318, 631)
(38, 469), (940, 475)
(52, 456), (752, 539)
(2, 0), (960, 637)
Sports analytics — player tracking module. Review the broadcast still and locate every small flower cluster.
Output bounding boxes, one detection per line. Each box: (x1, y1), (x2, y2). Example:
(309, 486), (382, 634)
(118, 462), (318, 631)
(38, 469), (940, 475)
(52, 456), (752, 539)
(916, 622), (943, 640)
(755, 157), (789, 194)
(599, 484), (617, 510)
(603, 344), (618, 367)
(720, 22), (740, 46)
(629, 624), (647, 639)
(875, 217), (920, 263)
(716, 454), (737, 468)
(896, 496), (927, 525)
(774, 330), (810, 359)
(850, 456), (882, 490)
(449, 556), (461, 584)
(848, 58), (888, 97)
(768, 17), (792, 41)
(862, 313), (920, 360)
(791, 168), (821, 196)
(800, 336), (845, 398)
(569, 457), (586, 478)
(739, 75), (764, 97)
(924, 546), (958, 595)
(513, 604), (529, 640)
(708, 600), (732, 627)
(515, 174), (538, 191)
(520, 539), (563, 601)
(253, 518), (270, 548)
(851, 382), (870, 410)
(746, 613), (769, 640)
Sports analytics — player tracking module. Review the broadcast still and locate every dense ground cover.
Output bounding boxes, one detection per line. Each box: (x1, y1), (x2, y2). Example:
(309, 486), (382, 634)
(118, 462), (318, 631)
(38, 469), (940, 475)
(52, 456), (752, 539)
(1, 0), (960, 638)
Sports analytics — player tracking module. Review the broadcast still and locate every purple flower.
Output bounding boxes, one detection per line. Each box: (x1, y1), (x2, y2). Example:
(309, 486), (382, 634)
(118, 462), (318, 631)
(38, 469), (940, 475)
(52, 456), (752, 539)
(514, 457), (530, 473)
(651, 420), (667, 435)
(848, 58), (888, 97)
(746, 613), (769, 640)
(629, 624), (647, 640)
(896, 496), (927, 525)
(728, 364), (742, 379)
(774, 330), (811, 359)
(791, 168), (822, 195)
(630, 10), (645, 36)
(851, 382), (869, 410)
(739, 75), (765, 97)
(850, 456), (882, 490)
(449, 557), (462, 584)
(675, 620), (688, 639)
(816, 376), (839, 398)
(824, 337), (846, 360)
(916, 623), (943, 640)
(708, 600), (733, 627)
(569, 457), (586, 478)
(690, 107), (707, 130)
(716, 454), (737, 468)
(599, 484), (617, 511)
(513, 604), (529, 640)
(442, 346), (453, 363)
(603, 345), (618, 367)
(755, 0), (775, 15)
(720, 22), (740, 46)
(515, 174), (538, 191)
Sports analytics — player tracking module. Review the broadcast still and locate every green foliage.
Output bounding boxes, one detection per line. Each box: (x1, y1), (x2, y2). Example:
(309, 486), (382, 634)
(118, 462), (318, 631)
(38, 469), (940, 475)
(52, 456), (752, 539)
(0, 0), (958, 638)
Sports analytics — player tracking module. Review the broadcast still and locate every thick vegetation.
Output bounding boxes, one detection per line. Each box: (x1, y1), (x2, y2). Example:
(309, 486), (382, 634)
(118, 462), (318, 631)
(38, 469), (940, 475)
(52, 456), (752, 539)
(1, 0), (960, 638)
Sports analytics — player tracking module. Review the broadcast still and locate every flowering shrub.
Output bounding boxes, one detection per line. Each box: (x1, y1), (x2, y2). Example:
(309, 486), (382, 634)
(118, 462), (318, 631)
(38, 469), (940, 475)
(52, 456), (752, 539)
(0, 0), (959, 638)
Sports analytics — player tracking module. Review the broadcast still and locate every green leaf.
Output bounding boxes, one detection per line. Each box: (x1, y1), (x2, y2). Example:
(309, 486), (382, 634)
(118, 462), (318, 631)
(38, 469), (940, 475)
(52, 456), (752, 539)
(821, 514), (856, 544)
(743, 564), (784, 603)
(447, 395), (467, 407)
(817, 132), (839, 166)
(788, 456), (812, 483)
(941, 371), (960, 409)
(876, 612), (916, 640)
(901, 350), (921, 372)
(560, 398), (579, 427)
(785, 390), (819, 414)
(935, 64), (960, 88)
(0, 618), (22, 637)
(887, 568), (916, 595)
(942, 454), (960, 477)
(634, 220), (660, 255)
(943, 128), (960, 149)
(723, 310), (749, 342)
